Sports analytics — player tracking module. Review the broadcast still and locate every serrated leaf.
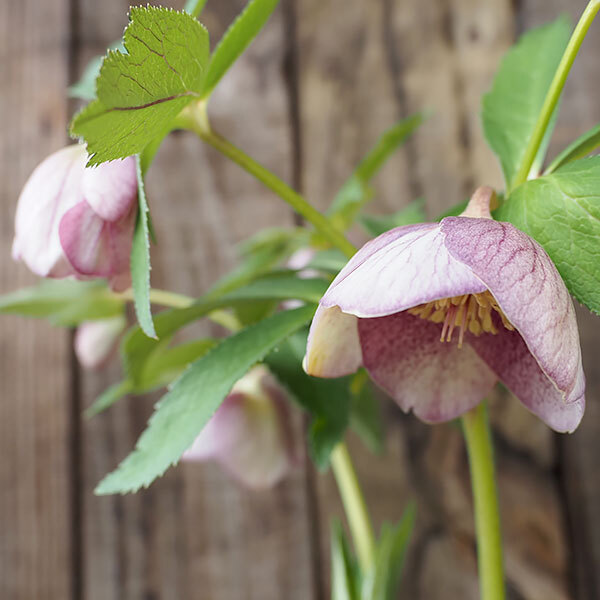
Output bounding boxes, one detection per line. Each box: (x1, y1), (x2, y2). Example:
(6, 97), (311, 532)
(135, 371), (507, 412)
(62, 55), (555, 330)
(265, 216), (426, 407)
(331, 521), (361, 600)
(71, 7), (209, 165)
(265, 331), (351, 468)
(545, 122), (600, 174)
(123, 275), (329, 386)
(482, 16), (571, 191)
(96, 305), (315, 494)
(496, 157), (600, 314)
(0, 280), (123, 326)
(359, 199), (426, 237)
(131, 155), (156, 338)
(201, 0), (279, 98)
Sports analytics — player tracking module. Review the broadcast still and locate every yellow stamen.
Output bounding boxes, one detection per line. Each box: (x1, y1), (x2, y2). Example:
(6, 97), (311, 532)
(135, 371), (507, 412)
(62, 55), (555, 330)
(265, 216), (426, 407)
(408, 290), (514, 348)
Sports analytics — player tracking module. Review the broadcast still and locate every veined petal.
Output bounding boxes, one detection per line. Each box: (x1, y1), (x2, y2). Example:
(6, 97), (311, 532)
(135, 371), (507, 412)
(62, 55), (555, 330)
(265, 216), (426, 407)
(82, 157), (138, 222)
(442, 217), (584, 407)
(358, 312), (496, 423)
(322, 224), (486, 318)
(12, 145), (86, 277)
(468, 323), (585, 433)
(59, 200), (135, 291)
(303, 305), (362, 378)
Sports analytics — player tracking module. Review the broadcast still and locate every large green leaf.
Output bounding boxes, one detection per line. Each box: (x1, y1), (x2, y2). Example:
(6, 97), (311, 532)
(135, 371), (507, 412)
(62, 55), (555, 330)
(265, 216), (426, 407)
(96, 305), (315, 494)
(201, 0), (280, 98)
(545, 122), (600, 174)
(0, 280), (123, 326)
(496, 157), (600, 314)
(482, 17), (571, 191)
(71, 7), (209, 165)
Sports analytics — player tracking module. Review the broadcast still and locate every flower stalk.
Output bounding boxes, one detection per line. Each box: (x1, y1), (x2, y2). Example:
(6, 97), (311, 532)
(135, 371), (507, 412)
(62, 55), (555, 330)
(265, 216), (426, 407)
(462, 402), (505, 600)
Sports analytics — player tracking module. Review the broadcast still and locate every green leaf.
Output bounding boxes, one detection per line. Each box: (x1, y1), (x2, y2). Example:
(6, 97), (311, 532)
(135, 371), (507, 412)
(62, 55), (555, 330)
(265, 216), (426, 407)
(96, 305), (315, 494)
(122, 275), (329, 385)
(201, 0), (279, 98)
(328, 114), (423, 229)
(545, 122), (600, 174)
(359, 198), (426, 237)
(265, 331), (351, 468)
(131, 155), (156, 338)
(349, 371), (384, 455)
(71, 7), (209, 165)
(85, 381), (132, 418)
(496, 157), (600, 314)
(183, 0), (208, 17)
(330, 521), (361, 600)
(307, 249), (348, 274)
(482, 16), (571, 191)
(0, 280), (123, 326)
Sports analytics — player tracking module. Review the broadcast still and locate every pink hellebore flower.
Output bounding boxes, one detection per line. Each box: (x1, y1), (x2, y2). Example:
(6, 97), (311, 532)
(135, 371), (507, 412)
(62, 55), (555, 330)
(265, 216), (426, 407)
(74, 315), (127, 370)
(12, 145), (138, 292)
(183, 366), (298, 489)
(304, 187), (585, 433)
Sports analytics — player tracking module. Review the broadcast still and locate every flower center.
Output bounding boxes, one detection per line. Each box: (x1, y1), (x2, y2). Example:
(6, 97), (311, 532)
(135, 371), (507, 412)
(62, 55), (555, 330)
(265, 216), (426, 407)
(407, 291), (514, 348)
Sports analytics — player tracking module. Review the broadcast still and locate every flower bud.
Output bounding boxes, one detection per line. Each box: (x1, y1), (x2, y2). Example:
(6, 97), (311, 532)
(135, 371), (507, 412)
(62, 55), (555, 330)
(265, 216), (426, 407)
(12, 145), (138, 291)
(183, 366), (298, 489)
(74, 315), (127, 370)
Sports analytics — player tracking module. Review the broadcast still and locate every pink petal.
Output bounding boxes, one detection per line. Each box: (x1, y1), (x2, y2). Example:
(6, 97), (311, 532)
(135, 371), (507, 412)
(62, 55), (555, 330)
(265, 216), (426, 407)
(322, 224), (486, 318)
(74, 315), (127, 370)
(59, 200), (135, 291)
(467, 323), (584, 433)
(81, 157), (138, 222)
(358, 311), (497, 423)
(12, 145), (87, 277)
(442, 217), (584, 409)
(303, 305), (362, 378)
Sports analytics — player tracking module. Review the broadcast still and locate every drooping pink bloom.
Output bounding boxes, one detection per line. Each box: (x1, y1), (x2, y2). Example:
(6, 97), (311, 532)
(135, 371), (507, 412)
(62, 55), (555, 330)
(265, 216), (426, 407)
(183, 366), (299, 489)
(74, 315), (127, 370)
(12, 145), (138, 292)
(304, 187), (585, 433)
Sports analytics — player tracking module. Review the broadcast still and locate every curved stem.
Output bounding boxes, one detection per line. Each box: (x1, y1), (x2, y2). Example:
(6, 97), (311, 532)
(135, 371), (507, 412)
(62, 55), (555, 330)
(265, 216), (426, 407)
(330, 442), (377, 573)
(176, 104), (357, 259)
(116, 287), (194, 308)
(512, 0), (600, 189)
(462, 402), (505, 600)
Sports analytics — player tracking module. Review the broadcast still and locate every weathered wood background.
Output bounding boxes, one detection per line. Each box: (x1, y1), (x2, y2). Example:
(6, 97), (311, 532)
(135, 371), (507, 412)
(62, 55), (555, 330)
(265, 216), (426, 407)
(0, 0), (599, 598)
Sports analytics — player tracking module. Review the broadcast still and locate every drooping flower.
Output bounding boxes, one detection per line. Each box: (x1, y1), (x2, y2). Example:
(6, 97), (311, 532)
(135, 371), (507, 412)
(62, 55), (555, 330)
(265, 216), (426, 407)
(74, 315), (127, 370)
(304, 187), (585, 433)
(12, 145), (138, 292)
(183, 366), (299, 488)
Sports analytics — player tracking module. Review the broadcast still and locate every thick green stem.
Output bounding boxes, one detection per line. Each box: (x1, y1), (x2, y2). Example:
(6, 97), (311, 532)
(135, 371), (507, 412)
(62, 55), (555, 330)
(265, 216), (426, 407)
(512, 0), (600, 189)
(462, 403), (505, 600)
(330, 442), (377, 573)
(176, 103), (357, 259)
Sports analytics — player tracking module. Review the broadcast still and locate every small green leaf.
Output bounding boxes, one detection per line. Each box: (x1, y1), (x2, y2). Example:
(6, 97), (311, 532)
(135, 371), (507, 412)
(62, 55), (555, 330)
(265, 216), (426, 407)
(482, 17), (571, 191)
(496, 157), (600, 314)
(201, 0), (279, 98)
(545, 122), (600, 174)
(307, 249), (348, 274)
(0, 280), (123, 326)
(71, 7), (209, 165)
(330, 521), (361, 600)
(85, 381), (132, 418)
(131, 155), (156, 338)
(360, 199), (426, 237)
(96, 305), (315, 494)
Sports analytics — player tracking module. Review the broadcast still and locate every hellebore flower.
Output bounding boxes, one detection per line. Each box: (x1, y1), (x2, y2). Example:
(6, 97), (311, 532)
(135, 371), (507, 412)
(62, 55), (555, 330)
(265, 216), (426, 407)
(12, 145), (138, 291)
(304, 187), (585, 433)
(183, 366), (298, 489)
(74, 315), (127, 370)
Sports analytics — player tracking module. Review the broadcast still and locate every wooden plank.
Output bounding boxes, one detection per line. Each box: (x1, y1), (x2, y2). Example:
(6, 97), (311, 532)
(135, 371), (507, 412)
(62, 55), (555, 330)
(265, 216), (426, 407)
(0, 1), (74, 599)
(76, 1), (317, 598)
(295, 1), (587, 598)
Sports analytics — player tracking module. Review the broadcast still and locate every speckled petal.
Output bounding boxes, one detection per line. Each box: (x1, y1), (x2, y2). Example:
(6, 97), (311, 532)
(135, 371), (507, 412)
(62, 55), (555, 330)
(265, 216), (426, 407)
(467, 322), (585, 433)
(82, 157), (138, 222)
(303, 304), (362, 378)
(358, 311), (496, 423)
(322, 224), (486, 318)
(442, 217), (584, 409)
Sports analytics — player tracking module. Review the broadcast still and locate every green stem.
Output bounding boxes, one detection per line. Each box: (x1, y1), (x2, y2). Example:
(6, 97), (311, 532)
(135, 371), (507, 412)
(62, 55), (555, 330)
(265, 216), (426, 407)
(330, 442), (377, 573)
(462, 403), (505, 600)
(176, 103), (357, 259)
(512, 0), (600, 189)
(117, 288), (194, 308)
